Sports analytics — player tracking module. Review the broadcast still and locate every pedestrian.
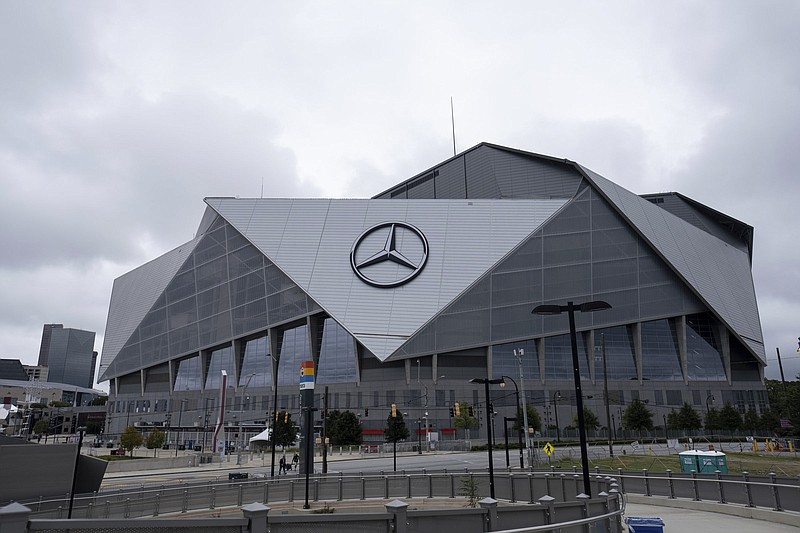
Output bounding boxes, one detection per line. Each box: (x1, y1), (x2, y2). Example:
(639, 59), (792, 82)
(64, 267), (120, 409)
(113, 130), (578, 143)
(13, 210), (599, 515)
(279, 455), (286, 474)
(292, 452), (299, 469)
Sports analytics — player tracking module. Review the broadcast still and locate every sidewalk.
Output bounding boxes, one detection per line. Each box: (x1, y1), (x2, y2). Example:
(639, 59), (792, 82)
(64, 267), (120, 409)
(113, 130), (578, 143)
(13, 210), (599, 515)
(624, 497), (800, 532)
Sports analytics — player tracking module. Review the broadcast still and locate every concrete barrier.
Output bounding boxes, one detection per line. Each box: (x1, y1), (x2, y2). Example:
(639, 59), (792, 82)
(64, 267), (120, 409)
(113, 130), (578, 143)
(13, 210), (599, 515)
(104, 454), (201, 473)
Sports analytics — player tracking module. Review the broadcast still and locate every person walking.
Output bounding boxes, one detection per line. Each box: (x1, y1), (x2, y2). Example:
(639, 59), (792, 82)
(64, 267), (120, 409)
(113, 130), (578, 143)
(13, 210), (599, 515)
(292, 452), (299, 470)
(279, 455), (286, 474)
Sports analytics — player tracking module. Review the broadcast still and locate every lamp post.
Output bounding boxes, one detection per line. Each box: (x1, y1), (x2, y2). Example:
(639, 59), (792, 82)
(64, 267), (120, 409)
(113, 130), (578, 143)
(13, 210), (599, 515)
(663, 414), (668, 441)
(470, 377), (505, 499)
(269, 352), (280, 478)
(599, 333), (613, 458)
(237, 373), (257, 466)
(417, 418), (422, 455)
(175, 398), (187, 457)
(68, 426), (87, 519)
(533, 300), (612, 498)
(512, 348), (532, 467)
(500, 376), (525, 469)
(553, 391), (561, 443)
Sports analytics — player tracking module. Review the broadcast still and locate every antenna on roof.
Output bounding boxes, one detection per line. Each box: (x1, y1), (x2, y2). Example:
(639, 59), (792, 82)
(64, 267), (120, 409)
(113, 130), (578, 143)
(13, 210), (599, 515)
(450, 97), (457, 156)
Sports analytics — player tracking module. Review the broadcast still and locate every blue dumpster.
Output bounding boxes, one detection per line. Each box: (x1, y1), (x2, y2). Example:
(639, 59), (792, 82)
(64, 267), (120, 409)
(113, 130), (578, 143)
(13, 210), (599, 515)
(626, 516), (664, 533)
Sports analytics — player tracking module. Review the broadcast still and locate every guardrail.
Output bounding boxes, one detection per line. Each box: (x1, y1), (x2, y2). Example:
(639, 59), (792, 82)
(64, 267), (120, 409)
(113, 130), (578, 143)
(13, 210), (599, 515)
(591, 466), (800, 512)
(18, 470), (620, 520)
(3, 491), (626, 533)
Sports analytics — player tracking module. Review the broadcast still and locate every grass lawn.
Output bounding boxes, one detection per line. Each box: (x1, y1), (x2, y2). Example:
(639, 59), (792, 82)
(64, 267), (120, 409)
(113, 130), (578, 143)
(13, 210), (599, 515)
(542, 449), (800, 476)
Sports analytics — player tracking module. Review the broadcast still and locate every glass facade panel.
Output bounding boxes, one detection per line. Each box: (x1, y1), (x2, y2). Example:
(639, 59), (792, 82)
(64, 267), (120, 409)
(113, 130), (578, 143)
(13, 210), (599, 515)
(317, 319), (358, 384)
(174, 355), (201, 391)
(118, 217), (317, 371)
(593, 326), (637, 381)
(492, 339), (540, 381)
(239, 335), (270, 388)
(686, 314), (727, 381)
(544, 333), (590, 380)
(641, 319), (683, 381)
(277, 325), (309, 386)
(205, 346), (234, 390)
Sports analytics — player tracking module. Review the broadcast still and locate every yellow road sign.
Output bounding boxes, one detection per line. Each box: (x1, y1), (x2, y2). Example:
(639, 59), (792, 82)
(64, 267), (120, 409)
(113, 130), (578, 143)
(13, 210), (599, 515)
(543, 442), (554, 456)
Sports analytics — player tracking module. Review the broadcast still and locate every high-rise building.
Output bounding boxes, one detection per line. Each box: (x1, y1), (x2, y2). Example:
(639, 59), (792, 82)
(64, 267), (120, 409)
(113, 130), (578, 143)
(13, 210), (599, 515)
(39, 326), (97, 389)
(37, 323), (63, 367)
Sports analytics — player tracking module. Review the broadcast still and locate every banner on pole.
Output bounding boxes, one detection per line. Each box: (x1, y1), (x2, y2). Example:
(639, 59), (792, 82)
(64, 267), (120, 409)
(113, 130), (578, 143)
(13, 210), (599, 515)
(300, 360), (315, 390)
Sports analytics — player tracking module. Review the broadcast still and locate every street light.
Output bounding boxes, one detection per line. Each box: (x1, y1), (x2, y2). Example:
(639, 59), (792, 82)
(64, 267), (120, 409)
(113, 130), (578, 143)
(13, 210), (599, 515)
(599, 333), (613, 458)
(499, 376), (524, 469)
(470, 377), (505, 499)
(533, 300), (612, 498)
(553, 391), (562, 443)
(175, 398), (188, 457)
(68, 426), (87, 519)
(512, 349), (533, 468)
(268, 352), (280, 478)
(237, 372), (257, 466)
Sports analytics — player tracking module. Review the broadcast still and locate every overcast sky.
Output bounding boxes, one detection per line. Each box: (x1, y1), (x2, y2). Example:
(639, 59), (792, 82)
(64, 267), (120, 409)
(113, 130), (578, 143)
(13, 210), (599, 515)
(2, 2), (799, 390)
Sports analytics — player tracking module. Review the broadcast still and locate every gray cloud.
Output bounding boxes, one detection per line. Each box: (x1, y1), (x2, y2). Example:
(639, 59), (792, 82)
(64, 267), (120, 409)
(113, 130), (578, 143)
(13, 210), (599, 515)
(1, 1), (798, 386)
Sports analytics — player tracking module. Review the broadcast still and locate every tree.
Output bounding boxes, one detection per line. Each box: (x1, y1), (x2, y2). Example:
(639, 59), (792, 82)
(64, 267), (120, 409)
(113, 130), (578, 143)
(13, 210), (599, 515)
(759, 408), (781, 432)
(622, 400), (654, 432)
(384, 411), (410, 443)
(742, 408), (760, 433)
(273, 411), (298, 448)
(50, 400), (71, 408)
(670, 402), (702, 432)
(32, 419), (49, 435)
(704, 407), (722, 432)
(145, 428), (166, 455)
(513, 404), (542, 434)
(120, 425), (143, 455)
(571, 406), (600, 431)
(718, 402), (742, 431)
(327, 410), (363, 445)
(453, 401), (479, 437)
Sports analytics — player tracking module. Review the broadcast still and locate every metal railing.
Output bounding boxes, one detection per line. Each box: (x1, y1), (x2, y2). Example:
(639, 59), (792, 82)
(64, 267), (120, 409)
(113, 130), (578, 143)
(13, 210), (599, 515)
(18, 470), (620, 520)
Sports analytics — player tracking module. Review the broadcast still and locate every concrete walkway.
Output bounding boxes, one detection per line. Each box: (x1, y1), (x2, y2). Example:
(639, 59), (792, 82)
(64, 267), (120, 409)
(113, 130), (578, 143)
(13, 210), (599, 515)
(625, 497), (800, 531)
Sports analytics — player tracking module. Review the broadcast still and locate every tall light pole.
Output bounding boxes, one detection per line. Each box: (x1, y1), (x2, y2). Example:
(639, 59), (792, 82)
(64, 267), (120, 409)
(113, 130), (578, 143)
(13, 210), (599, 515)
(68, 426), (87, 519)
(533, 300), (612, 498)
(269, 352), (280, 478)
(500, 376), (524, 469)
(553, 391), (561, 443)
(600, 333), (613, 458)
(175, 398), (187, 457)
(237, 372), (257, 466)
(470, 377), (504, 499)
(513, 348), (532, 468)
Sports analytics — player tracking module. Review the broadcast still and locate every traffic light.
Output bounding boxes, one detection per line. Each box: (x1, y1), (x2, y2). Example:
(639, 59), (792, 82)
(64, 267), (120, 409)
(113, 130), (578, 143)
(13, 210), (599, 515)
(449, 407), (454, 417)
(391, 403), (397, 417)
(284, 411), (289, 423)
(364, 407), (369, 417)
(468, 406), (474, 417)
(454, 402), (460, 417)
(275, 411), (279, 421)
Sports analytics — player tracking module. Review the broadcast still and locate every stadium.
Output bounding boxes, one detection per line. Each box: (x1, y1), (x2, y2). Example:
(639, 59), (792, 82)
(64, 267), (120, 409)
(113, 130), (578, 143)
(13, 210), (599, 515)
(99, 142), (767, 449)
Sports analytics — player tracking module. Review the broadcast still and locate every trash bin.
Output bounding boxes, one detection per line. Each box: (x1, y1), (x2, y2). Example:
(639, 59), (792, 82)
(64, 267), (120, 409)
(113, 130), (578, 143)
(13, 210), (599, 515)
(625, 517), (664, 533)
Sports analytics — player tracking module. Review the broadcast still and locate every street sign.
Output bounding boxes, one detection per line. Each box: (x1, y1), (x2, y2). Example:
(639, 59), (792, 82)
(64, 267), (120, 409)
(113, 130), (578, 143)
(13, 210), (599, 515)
(543, 442), (554, 456)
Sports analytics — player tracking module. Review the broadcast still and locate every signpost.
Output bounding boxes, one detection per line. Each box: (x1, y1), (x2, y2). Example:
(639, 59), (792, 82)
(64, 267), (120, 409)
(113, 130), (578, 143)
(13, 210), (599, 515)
(300, 361), (315, 510)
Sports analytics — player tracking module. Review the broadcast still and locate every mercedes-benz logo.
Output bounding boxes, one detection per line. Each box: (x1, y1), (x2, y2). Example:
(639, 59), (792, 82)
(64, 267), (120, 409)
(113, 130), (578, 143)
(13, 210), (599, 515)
(350, 222), (429, 288)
